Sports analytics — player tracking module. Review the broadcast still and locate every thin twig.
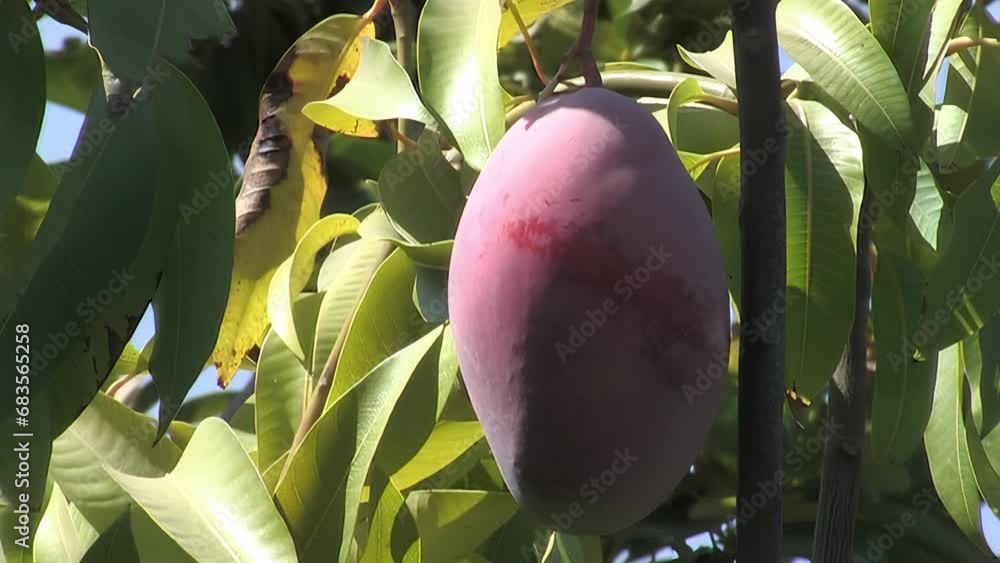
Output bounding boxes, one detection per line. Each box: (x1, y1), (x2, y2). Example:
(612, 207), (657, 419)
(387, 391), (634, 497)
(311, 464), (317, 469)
(946, 35), (1000, 56)
(811, 185), (875, 563)
(388, 0), (420, 150)
(730, 0), (786, 561)
(384, 121), (419, 151)
(505, 0), (550, 84)
(694, 93), (739, 117)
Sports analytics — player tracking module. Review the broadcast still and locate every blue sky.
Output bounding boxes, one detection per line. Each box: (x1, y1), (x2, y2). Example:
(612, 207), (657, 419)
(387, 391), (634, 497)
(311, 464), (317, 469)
(31, 8), (1000, 561)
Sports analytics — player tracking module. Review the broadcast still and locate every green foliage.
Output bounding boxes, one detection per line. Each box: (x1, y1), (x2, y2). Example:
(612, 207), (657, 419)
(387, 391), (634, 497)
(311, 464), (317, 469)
(7, 0), (1000, 561)
(777, 0), (915, 148)
(0, 0), (45, 215)
(416, 0), (505, 170)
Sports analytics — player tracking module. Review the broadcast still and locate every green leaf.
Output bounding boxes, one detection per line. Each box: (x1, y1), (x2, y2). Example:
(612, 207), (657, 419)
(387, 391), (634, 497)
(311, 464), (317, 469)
(868, 0), (938, 143)
(417, 0), (505, 170)
(305, 37), (435, 130)
(166, 420), (195, 450)
(105, 342), (142, 386)
(920, 160), (1000, 353)
(405, 490), (518, 562)
(378, 132), (466, 244)
(776, 0), (915, 149)
(413, 267), (449, 324)
(254, 329), (307, 473)
(391, 421), (485, 491)
(377, 325), (460, 475)
(921, 0), (967, 85)
(539, 532), (603, 563)
(1, 70), (161, 425)
(275, 327), (445, 563)
(80, 511), (139, 563)
(88, 0), (236, 81)
(359, 472), (419, 563)
(0, 68), (194, 506)
(268, 214), (360, 360)
(967, 421), (1000, 522)
(398, 240), (454, 270)
(149, 68), (236, 437)
(174, 392), (240, 424)
(108, 418), (297, 562)
(910, 161), (945, 251)
(706, 157), (741, 308)
(965, 335), (1000, 517)
(128, 505), (194, 563)
(664, 78), (706, 145)
(475, 511), (543, 563)
(49, 392), (181, 534)
(0, 154), (58, 285)
(0, 0), (45, 213)
(34, 483), (99, 563)
(45, 38), (100, 113)
(660, 104), (740, 156)
(858, 129), (919, 228)
(936, 5), (1000, 165)
(260, 453), (288, 495)
(313, 238), (391, 375)
(326, 249), (430, 408)
(677, 31), (736, 92)
(978, 317), (1000, 437)
(925, 341), (991, 554)
(870, 252), (937, 464)
(784, 99), (865, 398)
(358, 206), (454, 270)
(869, 0), (934, 91)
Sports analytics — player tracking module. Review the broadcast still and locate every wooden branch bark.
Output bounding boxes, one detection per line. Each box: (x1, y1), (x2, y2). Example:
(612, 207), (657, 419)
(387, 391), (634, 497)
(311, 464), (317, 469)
(811, 185), (875, 563)
(729, 1), (786, 561)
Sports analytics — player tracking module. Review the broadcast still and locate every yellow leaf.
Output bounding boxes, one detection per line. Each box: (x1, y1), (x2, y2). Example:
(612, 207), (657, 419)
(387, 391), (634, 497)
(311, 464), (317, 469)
(211, 15), (375, 386)
(497, 0), (575, 48)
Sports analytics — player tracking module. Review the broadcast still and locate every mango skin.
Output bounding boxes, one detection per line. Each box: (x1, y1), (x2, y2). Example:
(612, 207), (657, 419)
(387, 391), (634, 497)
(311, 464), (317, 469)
(448, 87), (729, 535)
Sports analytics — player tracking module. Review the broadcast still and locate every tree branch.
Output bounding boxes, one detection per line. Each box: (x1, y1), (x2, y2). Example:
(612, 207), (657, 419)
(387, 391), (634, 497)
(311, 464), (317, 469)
(388, 0), (420, 150)
(729, 0), (786, 561)
(811, 184), (875, 563)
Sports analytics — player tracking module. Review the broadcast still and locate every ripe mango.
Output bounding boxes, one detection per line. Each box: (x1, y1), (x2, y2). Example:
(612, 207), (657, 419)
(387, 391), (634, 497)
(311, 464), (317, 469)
(448, 87), (730, 535)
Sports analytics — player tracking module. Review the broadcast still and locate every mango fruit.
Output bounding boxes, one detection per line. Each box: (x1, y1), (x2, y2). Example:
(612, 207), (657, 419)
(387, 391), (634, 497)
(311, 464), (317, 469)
(448, 87), (730, 535)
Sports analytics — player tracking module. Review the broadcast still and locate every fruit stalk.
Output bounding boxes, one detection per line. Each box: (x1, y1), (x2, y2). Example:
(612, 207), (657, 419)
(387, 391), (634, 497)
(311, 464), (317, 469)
(811, 185), (875, 563)
(729, 0), (786, 561)
(538, 0), (602, 100)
